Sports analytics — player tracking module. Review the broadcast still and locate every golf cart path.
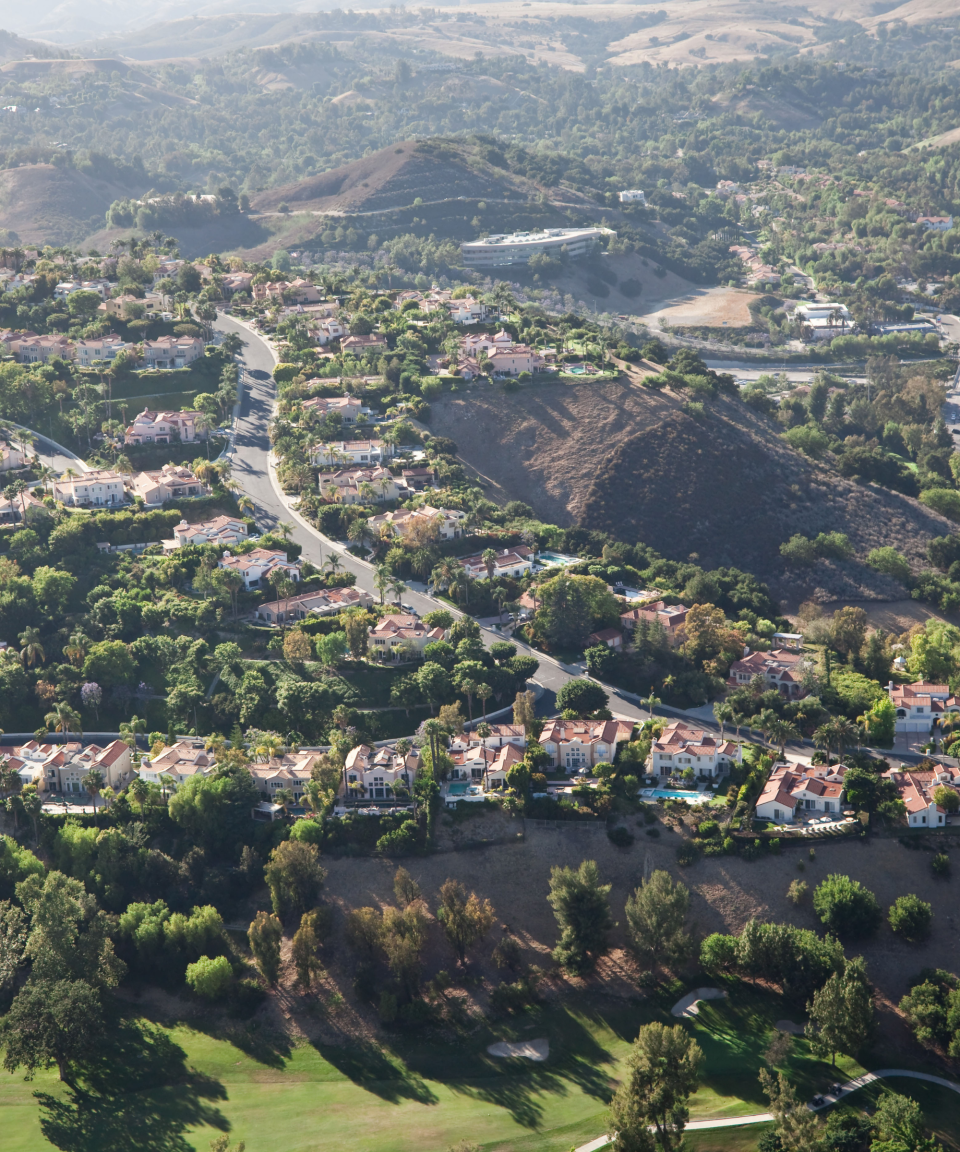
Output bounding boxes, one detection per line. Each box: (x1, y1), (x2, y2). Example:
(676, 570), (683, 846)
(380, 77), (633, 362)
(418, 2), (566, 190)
(572, 1069), (960, 1151)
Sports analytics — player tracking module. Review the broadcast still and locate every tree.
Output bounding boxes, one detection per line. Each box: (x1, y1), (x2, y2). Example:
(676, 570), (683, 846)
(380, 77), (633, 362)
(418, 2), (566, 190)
(547, 859), (613, 975)
(82, 639), (135, 686)
(860, 696), (896, 748)
(284, 629), (313, 667)
(763, 717), (799, 760)
(186, 954), (233, 999)
(513, 689), (537, 730)
(248, 910), (283, 985)
(871, 1091), (940, 1152)
(436, 878), (495, 966)
(129, 776), (149, 811)
(805, 956), (873, 1066)
(758, 1068), (821, 1152)
(609, 1023), (703, 1152)
(292, 909), (323, 990)
(830, 606), (868, 658)
(393, 866), (421, 908)
(19, 626), (45, 667)
(264, 840), (326, 922)
(341, 609), (369, 659)
(0, 978), (103, 1083)
(555, 678), (609, 718)
(813, 874), (882, 939)
(933, 784), (960, 813)
(45, 701), (82, 737)
(624, 870), (690, 971)
(888, 894), (933, 941)
(82, 767), (105, 827)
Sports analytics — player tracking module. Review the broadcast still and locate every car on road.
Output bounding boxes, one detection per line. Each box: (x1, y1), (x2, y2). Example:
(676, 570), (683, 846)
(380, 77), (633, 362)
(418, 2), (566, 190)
(401, 603), (418, 615)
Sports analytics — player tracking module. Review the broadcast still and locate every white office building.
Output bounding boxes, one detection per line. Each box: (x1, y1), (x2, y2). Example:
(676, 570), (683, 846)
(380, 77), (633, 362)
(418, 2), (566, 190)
(619, 190), (646, 204)
(461, 227), (611, 268)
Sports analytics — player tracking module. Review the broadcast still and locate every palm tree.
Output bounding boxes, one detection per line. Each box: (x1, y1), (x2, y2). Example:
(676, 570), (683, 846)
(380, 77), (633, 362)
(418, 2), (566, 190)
(119, 715), (147, 748)
(390, 576), (407, 609)
(813, 724), (833, 764)
(481, 548), (498, 581)
(713, 702), (734, 744)
(45, 702), (82, 736)
(324, 552), (343, 578)
(374, 565), (391, 606)
(643, 689), (661, 723)
(20, 787), (42, 846)
(63, 629), (90, 667)
(475, 720), (492, 788)
(829, 716), (859, 763)
(274, 787), (295, 818)
(237, 492), (255, 517)
(762, 717), (800, 761)
(82, 767), (105, 827)
(19, 627), (45, 667)
(277, 521), (295, 544)
(477, 682), (493, 722)
(129, 775), (149, 811)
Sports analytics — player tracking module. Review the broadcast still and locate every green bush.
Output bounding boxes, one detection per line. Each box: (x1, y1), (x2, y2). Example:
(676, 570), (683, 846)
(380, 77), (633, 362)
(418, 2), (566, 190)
(185, 954), (233, 999)
(608, 825), (634, 848)
(676, 841), (700, 866)
(920, 488), (960, 522)
(375, 819), (420, 856)
(888, 894), (933, 941)
(813, 874), (881, 939)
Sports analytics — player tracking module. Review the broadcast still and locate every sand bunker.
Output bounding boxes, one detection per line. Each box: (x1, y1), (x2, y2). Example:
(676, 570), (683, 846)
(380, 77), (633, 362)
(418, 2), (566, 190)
(487, 1038), (550, 1061)
(671, 987), (728, 1017)
(774, 1019), (806, 1034)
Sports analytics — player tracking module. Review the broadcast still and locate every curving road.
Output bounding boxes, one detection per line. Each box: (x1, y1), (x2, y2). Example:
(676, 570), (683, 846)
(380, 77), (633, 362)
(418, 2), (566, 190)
(213, 312), (650, 724)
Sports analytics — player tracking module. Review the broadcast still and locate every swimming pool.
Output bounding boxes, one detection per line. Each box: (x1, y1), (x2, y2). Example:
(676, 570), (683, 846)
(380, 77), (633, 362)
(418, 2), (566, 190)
(643, 788), (704, 802)
(448, 782), (467, 795)
(537, 552), (579, 566)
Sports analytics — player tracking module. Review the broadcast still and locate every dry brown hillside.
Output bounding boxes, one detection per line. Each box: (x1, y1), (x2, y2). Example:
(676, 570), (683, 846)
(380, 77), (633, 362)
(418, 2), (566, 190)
(0, 164), (146, 245)
(430, 378), (956, 603)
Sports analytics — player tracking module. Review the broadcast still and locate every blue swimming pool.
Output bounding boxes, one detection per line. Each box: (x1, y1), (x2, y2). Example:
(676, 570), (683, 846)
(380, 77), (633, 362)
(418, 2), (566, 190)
(647, 788), (703, 801)
(448, 782), (467, 795)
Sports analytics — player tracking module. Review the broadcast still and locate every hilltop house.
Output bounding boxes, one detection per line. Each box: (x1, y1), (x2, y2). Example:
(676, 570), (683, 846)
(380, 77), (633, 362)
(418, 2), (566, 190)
(318, 467), (399, 504)
(650, 720), (740, 779)
(539, 719), (635, 772)
(17, 334), (75, 363)
(0, 440), (24, 471)
(125, 408), (200, 445)
(12, 739), (133, 795)
(341, 334), (388, 354)
(76, 333), (134, 367)
(487, 344), (545, 376)
(138, 741), (216, 791)
(126, 464), (203, 506)
(755, 763), (847, 824)
(882, 764), (960, 827)
(218, 548), (301, 589)
(727, 649), (809, 698)
(887, 681), (960, 732)
(302, 395), (374, 424)
(310, 440), (394, 466)
(248, 751), (329, 803)
(50, 469), (125, 507)
(620, 601), (689, 647)
(168, 515), (248, 548)
(448, 741), (525, 792)
(140, 336), (204, 370)
(343, 744), (420, 800)
(255, 585), (373, 624)
(369, 614), (446, 659)
(458, 545), (533, 580)
(366, 505), (466, 542)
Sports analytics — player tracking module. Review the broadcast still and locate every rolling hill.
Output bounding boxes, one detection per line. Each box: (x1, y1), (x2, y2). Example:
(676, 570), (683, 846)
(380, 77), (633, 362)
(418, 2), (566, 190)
(429, 379), (956, 608)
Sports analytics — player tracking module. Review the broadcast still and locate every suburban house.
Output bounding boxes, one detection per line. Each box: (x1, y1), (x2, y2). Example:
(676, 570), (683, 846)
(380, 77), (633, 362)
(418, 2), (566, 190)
(76, 334), (134, 367)
(462, 330), (514, 358)
(650, 720), (740, 779)
(126, 464), (203, 506)
(255, 585), (373, 624)
(447, 297), (487, 324)
(99, 294), (164, 319)
(486, 344), (545, 376)
(369, 614), (447, 659)
(310, 440), (395, 466)
(140, 336), (204, 370)
(17, 334), (75, 363)
(138, 741), (217, 791)
(50, 469), (125, 507)
(882, 765), (959, 827)
(727, 649), (809, 698)
(458, 545), (533, 580)
(449, 724), (528, 753)
(0, 330), (39, 357)
(0, 440), (24, 471)
(341, 334), (388, 354)
(13, 739), (133, 795)
(620, 601), (689, 647)
(587, 627), (623, 649)
(399, 467), (438, 491)
(221, 271), (253, 295)
(54, 278), (112, 300)
(302, 395), (374, 424)
(886, 681), (960, 732)
(918, 216), (954, 231)
(539, 718), (635, 771)
(366, 505), (466, 541)
(755, 763), (847, 824)
(249, 751), (328, 803)
(0, 489), (44, 523)
(168, 515), (248, 548)
(343, 744), (420, 799)
(218, 548), (301, 589)
(311, 319), (349, 345)
(318, 467), (399, 504)
(448, 741), (524, 790)
(792, 302), (854, 342)
(125, 408), (200, 445)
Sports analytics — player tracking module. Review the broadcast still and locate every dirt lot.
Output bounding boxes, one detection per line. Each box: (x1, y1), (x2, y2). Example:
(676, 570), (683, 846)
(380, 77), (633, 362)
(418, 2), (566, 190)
(636, 286), (763, 330)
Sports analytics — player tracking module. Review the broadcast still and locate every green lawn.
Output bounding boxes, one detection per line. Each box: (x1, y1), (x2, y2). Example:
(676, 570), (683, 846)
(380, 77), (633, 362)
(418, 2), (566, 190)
(6, 982), (932, 1152)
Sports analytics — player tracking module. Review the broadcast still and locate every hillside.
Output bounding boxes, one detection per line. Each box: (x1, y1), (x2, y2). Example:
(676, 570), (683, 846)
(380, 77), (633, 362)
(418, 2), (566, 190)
(250, 140), (538, 217)
(429, 379), (957, 607)
(0, 163), (150, 246)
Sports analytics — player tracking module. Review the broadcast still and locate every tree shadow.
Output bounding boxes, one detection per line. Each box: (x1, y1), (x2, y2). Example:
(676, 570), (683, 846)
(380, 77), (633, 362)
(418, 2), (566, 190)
(312, 1040), (439, 1106)
(136, 1003), (294, 1070)
(34, 1017), (229, 1152)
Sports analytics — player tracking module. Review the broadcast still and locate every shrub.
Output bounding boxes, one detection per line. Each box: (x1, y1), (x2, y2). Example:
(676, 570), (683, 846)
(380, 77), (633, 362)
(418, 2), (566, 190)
(787, 879), (809, 905)
(696, 819), (721, 840)
(645, 827), (660, 838)
(866, 546), (911, 585)
(932, 851), (950, 877)
(888, 894), (933, 941)
(813, 874), (881, 939)
(608, 826), (635, 848)
(920, 488), (960, 522)
(185, 954), (233, 999)
(676, 841), (700, 866)
(375, 820), (420, 856)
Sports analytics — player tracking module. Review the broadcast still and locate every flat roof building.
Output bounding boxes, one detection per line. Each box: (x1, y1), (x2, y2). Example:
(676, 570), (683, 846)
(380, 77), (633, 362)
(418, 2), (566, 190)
(461, 227), (611, 268)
